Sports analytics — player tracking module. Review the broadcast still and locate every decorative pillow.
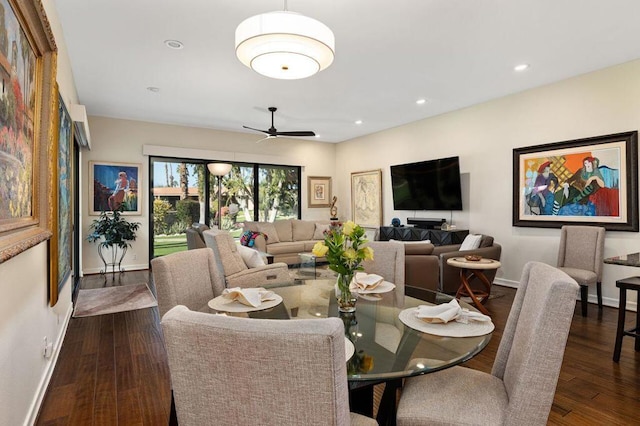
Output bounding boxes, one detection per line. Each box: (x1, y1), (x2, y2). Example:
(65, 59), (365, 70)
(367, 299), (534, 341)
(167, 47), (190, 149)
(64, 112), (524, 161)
(479, 235), (494, 248)
(459, 234), (482, 251)
(313, 223), (331, 240)
(237, 245), (266, 268)
(257, 222), (280, 244)
(240, 230), (267, 247)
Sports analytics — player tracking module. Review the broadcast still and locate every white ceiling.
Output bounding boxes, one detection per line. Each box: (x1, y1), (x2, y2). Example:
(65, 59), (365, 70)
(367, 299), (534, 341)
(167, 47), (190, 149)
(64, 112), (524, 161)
(54, 0), (640, 143)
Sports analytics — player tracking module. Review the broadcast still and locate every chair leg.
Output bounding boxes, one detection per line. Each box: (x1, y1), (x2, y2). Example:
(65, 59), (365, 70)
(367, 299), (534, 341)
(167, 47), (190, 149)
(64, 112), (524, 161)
(597, 281), (603, 310)
(580, 285), (588, 317)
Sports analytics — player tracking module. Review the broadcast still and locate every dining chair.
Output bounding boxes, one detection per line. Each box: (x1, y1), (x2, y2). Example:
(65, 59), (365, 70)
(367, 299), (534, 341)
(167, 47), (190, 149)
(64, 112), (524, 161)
(150, 248), (226, 317)
(363, 240), (405, 294)
(161, 305), (377, 426)
(396, 261), (579, 426)
(556, 225), (605, 316)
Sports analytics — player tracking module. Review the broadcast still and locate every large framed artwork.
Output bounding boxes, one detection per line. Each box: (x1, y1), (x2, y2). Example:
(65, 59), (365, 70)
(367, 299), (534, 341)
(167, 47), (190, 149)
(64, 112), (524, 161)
(49, 91), (72, 306)
(308, 176), (331, 208)
(351, 169), (382, 228)
(0, 0), (58, 264)
(513, 131), (639, 231)
(89, 161), (142, 215)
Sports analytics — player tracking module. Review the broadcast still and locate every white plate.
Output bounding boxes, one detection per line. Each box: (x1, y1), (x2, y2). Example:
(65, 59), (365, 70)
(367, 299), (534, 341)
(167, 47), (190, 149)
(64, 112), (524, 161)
(398, 307), (494, 337)
(345, 337), (355, 361)
(351, 280), (396, 294)
(208, 294), (283, 313)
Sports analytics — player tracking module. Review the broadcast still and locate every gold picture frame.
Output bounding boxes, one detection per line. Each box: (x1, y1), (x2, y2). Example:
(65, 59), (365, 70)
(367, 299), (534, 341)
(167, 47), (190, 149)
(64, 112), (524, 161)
(308, 176), (331, 208)
(351, 169), (382, 227)
(0, 0), (58, 266)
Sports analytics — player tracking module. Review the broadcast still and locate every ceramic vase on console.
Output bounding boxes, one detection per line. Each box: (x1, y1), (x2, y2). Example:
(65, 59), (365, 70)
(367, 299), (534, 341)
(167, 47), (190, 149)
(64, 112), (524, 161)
(337, 272), (357, 313)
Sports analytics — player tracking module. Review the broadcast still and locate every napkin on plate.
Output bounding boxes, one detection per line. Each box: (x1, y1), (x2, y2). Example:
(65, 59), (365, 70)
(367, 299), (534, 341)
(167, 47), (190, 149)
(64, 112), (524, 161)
(222, 287), (276, 307)
(350, 272), (384, 291)
(415, 299), (491, 324)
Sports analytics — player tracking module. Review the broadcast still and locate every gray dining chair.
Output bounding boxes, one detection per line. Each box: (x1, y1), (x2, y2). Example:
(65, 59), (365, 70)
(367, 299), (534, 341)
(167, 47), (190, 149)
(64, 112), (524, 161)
(396, 261), (579, 426)
(363, 240), (405, 295)
(556, 225), (605, 317)
(161, 305), (377, 426)
(150, 248), (226, 317)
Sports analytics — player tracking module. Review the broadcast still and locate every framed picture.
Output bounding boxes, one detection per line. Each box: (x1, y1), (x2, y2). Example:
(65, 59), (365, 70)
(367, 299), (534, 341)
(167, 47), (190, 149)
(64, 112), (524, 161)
(49, 91), (72, 306)
(0, 0), (58, 264)
(89, 161), (142, 215)
(308, 176), (331, 208)
(351, 169), (382, 228)
(513, 131), (638, 231)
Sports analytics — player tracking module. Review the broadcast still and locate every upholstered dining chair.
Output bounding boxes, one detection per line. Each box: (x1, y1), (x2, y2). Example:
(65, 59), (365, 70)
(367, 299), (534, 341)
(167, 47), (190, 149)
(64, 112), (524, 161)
(202, 228), (291, 288)
(363, 240), (405, 295)
(161, 305), (377, 426)
(150, 248), (226, 317)
(396, 261), (579, 426)
(556, 225), (605, 317)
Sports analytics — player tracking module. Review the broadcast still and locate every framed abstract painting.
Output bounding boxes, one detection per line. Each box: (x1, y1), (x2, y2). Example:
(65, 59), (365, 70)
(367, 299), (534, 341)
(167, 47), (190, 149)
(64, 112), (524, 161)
(513, 131), (638, 231)
(89, 161), (142, 215)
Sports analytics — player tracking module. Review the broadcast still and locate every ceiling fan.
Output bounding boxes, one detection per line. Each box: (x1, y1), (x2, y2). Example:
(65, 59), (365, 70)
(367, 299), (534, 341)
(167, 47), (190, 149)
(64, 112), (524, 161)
(243, 107), (316, 142)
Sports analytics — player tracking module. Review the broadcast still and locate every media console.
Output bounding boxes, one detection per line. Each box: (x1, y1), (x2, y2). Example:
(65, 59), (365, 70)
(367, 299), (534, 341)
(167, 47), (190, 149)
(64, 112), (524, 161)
(379, 226), (469, 246)
(406, 218), (446, 229)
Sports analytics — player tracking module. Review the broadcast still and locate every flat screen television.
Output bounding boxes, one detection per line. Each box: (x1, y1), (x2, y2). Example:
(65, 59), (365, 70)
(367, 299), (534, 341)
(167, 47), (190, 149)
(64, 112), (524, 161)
(390, 156), (463, 211)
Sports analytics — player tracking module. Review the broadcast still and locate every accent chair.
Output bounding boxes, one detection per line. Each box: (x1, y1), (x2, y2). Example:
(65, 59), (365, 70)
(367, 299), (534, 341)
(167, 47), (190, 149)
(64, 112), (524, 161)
(396, 261), (579, 426)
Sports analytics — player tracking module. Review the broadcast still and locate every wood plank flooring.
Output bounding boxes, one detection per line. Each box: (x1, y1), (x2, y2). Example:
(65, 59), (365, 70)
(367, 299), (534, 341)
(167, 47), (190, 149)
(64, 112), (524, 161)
(36, 271), (640, 425)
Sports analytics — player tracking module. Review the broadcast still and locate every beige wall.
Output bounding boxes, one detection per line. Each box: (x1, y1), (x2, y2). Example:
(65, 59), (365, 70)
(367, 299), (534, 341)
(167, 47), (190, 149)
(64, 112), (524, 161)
(0, 2), (79, 425)
(81, 116), (337, 273)
(336, 59), (640, 310)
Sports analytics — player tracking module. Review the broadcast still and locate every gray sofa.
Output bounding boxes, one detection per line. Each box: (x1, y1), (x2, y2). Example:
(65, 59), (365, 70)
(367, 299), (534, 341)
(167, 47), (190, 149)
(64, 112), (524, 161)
(242, 219), (331, 265)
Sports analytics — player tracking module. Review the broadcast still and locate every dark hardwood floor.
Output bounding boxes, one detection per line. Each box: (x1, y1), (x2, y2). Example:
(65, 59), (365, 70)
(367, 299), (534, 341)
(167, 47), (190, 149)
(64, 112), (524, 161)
(36, 271), (640, 425)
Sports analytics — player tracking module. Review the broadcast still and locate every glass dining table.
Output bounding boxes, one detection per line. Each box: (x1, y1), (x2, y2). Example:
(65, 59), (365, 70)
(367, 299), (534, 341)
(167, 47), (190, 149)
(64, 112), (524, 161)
(209, 279), (493, 426)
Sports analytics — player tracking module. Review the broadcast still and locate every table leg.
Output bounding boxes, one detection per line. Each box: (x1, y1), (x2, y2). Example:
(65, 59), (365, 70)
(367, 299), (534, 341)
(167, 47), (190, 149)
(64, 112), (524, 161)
(613, 287), (626, 362)
(455, 268), (491, 315)
(376, 379), (402, 426)
(349, 383), (374, 417)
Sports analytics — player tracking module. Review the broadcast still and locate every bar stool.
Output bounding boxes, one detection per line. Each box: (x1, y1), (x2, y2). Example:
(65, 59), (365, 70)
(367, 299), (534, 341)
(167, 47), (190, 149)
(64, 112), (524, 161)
(613, 277), (640, 362)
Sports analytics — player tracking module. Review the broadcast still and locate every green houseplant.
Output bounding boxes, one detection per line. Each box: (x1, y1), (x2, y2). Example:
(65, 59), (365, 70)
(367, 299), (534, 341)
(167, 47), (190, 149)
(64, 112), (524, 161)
(87, 208), (140, 275)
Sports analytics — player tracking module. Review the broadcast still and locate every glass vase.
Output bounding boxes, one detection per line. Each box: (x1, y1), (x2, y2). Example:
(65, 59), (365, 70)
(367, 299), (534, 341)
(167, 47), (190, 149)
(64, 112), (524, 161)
(337, 272), (357, 313)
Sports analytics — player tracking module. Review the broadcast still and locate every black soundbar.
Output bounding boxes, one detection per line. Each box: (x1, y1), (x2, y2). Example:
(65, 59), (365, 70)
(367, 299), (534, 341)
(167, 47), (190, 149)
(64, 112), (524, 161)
(406, 218), (446, 229)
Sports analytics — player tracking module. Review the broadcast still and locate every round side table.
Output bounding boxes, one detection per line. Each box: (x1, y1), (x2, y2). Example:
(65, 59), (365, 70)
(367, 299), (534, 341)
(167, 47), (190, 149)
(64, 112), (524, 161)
(446, 257), (501, 315)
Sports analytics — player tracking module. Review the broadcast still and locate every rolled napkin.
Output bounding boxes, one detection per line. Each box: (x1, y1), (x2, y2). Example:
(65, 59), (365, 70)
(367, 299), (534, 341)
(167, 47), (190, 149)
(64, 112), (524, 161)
(350, 272), (384, 291)
(415, 299), (491, 324)
(222, 287), (276, 307)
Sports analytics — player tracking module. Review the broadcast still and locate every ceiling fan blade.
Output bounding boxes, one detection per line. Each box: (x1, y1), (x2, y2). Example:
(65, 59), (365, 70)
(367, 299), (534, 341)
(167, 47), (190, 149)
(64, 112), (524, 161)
(243, 125), (269, 134)
(274, 131), (316, 137)
(256, 135), (277, 144)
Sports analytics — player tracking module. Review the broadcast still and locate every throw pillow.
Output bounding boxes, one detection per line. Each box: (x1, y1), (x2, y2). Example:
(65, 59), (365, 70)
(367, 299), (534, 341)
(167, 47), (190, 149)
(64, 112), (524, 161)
(240, 230), (267, 247)
(237, 245), (266, 268)
(257, 222), (280, 244)
(459, 234), (482, 251)
(313, 223), (331, 240)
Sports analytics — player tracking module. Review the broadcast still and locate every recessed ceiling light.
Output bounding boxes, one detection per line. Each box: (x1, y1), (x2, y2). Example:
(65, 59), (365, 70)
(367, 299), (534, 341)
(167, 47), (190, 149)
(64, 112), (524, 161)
(514, 63), (530, 72)
(416, 99), (427, 105)
(315, 134), (320, 138)
(147, 87), (160, 93)
(164, 40), (184, 49)
(355, 120), (363, 125)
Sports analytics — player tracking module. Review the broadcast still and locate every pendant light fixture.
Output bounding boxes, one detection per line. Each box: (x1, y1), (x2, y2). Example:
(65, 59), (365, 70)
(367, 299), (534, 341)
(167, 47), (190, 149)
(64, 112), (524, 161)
(235, 0), (335, 80)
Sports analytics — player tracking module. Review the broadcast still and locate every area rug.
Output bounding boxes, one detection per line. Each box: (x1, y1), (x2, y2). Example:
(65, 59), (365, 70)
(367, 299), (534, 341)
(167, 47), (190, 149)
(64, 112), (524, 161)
(73, 283), (157, 318)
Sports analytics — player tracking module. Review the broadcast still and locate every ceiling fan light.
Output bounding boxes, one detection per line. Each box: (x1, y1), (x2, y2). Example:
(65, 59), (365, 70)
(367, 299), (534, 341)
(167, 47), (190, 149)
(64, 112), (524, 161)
(235, 11), (335, 80)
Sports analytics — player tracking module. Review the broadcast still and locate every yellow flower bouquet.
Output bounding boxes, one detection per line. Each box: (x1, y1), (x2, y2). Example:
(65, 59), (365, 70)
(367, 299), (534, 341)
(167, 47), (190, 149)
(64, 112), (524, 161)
(312, 220), (373, 312)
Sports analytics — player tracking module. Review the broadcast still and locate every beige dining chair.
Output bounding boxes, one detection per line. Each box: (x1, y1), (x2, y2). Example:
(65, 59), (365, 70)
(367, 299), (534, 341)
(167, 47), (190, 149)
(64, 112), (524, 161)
(556, 225), (605, 317)
(150, 248), (226, 317)
(396, 261), (579, 426)
(161, 305), (377, 426)
(363, 240), (405, 295)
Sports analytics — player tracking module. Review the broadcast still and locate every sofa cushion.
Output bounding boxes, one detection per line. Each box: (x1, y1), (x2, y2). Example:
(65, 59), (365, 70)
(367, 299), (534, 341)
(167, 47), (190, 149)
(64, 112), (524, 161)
(303, 241), (322, 252)
(274, 220), (293, 242)
(257, 222), (281, 244)
(479, 235), (494, 248)
(459, 234), (482, 251)
(313, 223), (331, 240)
(292, 219), (315, 241)
(243, 222), (259, 233)
(267, 242), (306, 255)
(237, 245), (266, 268)
(403, 242), (435, 255)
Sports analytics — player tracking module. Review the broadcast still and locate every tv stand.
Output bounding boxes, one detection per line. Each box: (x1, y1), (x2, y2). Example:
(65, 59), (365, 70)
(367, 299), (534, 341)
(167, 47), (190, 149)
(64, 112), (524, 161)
(379, 226), (468, 246)
(406, 218), (446, 229)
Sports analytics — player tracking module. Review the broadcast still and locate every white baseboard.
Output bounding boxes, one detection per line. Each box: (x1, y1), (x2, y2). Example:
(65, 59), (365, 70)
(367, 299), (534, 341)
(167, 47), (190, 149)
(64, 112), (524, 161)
(25, 302), (73, 426)
(83, 263), (148, 275)
(493, 278), (637, 312)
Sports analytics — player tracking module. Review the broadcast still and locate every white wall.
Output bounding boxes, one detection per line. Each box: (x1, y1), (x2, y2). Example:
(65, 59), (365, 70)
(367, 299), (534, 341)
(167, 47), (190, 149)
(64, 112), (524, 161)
(336, 59), (640, 311)
(0, 2), (78, 425)
(81, 116), (337, 273)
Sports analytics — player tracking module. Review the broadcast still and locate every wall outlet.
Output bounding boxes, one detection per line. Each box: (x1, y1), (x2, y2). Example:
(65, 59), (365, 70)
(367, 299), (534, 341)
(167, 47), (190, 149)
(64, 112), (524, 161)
(132, 253), (138, 260)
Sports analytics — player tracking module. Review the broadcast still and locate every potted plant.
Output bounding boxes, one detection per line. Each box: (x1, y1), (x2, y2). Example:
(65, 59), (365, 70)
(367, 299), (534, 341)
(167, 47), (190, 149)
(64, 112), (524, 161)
(87, 207), (140, 275)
